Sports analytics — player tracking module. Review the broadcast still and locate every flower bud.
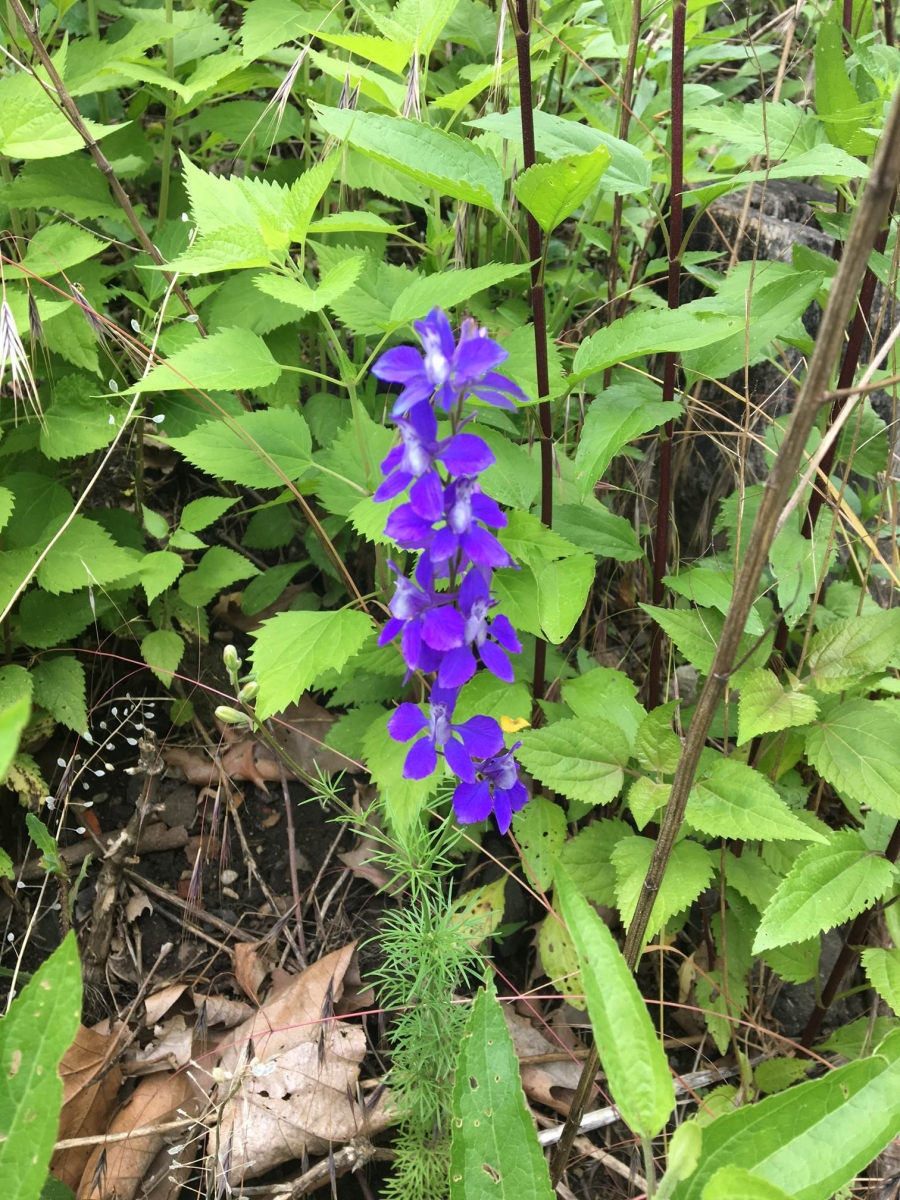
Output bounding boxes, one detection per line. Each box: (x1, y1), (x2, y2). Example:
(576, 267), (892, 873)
(238, 681), (259, 703)
(222, 645), (241, 675)
(215, 705), (251, 726)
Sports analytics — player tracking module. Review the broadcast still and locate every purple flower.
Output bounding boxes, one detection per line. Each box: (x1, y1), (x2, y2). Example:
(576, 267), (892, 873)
(372, 308), (527, 417)
(437, 568), (522, 688)
(374, 401), (495, 518)
(378, 555), (463, 676)
(387, 685), (504, 782)
(431, 477), (511, 569)
(452, 742), (529, 834)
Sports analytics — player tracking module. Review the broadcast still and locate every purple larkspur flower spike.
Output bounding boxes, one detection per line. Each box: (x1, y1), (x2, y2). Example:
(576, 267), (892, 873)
(437, 567), (522, 688)
(452, 741), (528, 834)
(372, 308), (527, 417)
(378, 555), (463, 676)
(387, 686), (504, 783)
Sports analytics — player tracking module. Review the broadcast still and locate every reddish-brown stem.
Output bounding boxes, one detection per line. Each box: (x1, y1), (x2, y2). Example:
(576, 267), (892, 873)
(646, 0), (685, 710)
(801, 821), (900, 1048)
(513, 1), (553, 716)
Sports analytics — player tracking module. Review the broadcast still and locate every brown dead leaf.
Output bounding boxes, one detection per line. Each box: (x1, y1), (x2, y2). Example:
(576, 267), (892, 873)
(504, 1007), (585, 1115)
(78, 1070), (202, 1200)
(214, 585), (308, 632)
(125, 1016), (194, 1076)
(233, 941), (270, 1004)
(51, 1021), (126, 1190)
(269, 695), (360, 778)
(212, 944), (391, 1185)
(125, 890), (152, 923)
(144, 984), (188, 1028)
(192, 992), (253, 1028)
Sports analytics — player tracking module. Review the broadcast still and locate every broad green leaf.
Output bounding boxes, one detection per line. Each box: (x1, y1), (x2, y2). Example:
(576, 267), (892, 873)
(372, 0), (459, 58)
(0, 664), (32, 782)
(553, 502), (643, 561)
(658, 1122), (703, 1200)
(613, 836), (716, 944)
(753, 1059), (812, 1095)
(491, 566), (543, 639)
(572, 304), (737, 383)
(815, 17), (878, 155)
(241, 562), (303, 616)
(862, 947), (900, 1014)
(361, 710), (436, 839)
(514, 149), (611, 232)
(141, 630), (185, 688)
(36, 516), (137, 595)
(835, 398), (888, 478)
(0, 933), (81, 1200)
(538, 912), (584, 1006)
(558, 818), (632, 907)
(634, 702), (682, 773)
(38, 376), (116, 462)
(30, 656), (87, 734)
(449, 980), (554, 1200)
(139, 551), (184, 604)
(251, 609), (373, 720)
(674, 1030), (900, 1200)
(536, 553), (595, 643)
(561, 667), (645, 749)
(767, 512), (837, 626)
(628, 777), (671, 829)
(753, 830), (897, 952)
(664, 565), (764, 636)
(0, 70), (115, 159)
(807, 610), (900, 693)
(0, 849), (12, 881)
(26, 814), (63, 875)
(179, 497), (239, 534)
(723, 851), (781, 914)
(684, 146), (869, 210)
(160, 227), (271, 274)
(518, 718), (630, 807)
(640, 604), (773, 685)
(478, 435), (541, 511)
(454, 673), (532, 727)
(307, 211), (408, 236)
(255, 256), (365, 313)
(497, 510), (580, 568)
(132, 329), (281, 394)
(556, 868), (675, 1139)
(4, 156), (117, 219)
(688, 759), (824, 844)
(512, 796), (566, 892)
(240, 0), (318, 59)
(18, 224), (104, 278)
(315, 31), (412, 74)
(169, 407), (312, 489)
(179, 547), (259, 608)
(573, 385), (680, 499)
(702, 1168), (793, 1199)
(311, 105), (504, 212)
(389, 262), (528, 327)
(0, 488), (13, 533)
(737, 669), (818, 744)
(805, 699), (900, 816)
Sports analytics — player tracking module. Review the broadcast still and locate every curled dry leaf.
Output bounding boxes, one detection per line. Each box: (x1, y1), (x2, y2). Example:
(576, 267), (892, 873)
(125, 1015), (194, 1076)
(78, 1069), (204, 1200)
(504, 1006), (585, 1115)
(50, 1021), (127, 1191)
(144, 984), (188, 1027)
(233, 940), (271, 1005)
(124, 889), (152, 923)
(192, 991), (253, 1029)
(212, 943), (392, 1186)
(269, 695), (359, 778)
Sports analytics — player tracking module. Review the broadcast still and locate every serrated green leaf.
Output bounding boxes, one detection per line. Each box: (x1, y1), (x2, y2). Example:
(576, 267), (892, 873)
(553, 502), (643, 561)
(5, 156), (117, 219)
(449, 979), (554, 1200)
(179, 497), (239, 534)
(562, 667), (645, 749)
(536, 553), (595, 644)
(241, 562), (303, 617)
(36, 516), (137, 595)
(737, 669), (819, 744)
(169, 407), (312, 488)
(573, 386), (682, 499)
(18, 224), (104, 277)
(312, 105), (504, 212)
(0, 933), (81, 1200)
(0, 488), (13, 533)
(556, 867), (675, 1138)
(518, 718), (630, 807)
(753, 1058), (812, 1095)
(17, 592), (93, 650)
(0, 665), (32, 782)
(688, 759), (824, 844)
(572, 304), (737, 384)
(389, 262), (528, 327)
(675, 1030), (900, 1200)
(664, 565), (764, 636)
(491, 566), (543, 640)
(139, 551), (184, 604)
(512, 796), (566, 892)
(497, 510), (579, 568)
(0, 848), (12, 881)
(613, 836), (715, 944)
(255, 256), (365, 313)
(807, 610), (900, 693)
(558, 818), (632, 907)
(753, 830), (897, 953)
(640, 603), (773, 684)
(815, 17), (878, 155)
(251, 609), (373, 720)
(514, 149), (611, 232)
(538, 912), (584, 1006)
(862, 947), (900, 1014)
(627, 777), (671, 829)
(131, 329), (281, 393)
(30, 656), (86, 734)
(240, 0), (317, 59)
(454, 672), (532, 726)
(0, 69), (116, 159)
(361, 709), (436, 839)
(723, 852), (780, 914)
(38, 376), (116, 462)
(635, 702), (682, 773)
(805, 699), (900, 816)
(141, 630), (185, 688)
(160, 227), (271, 274)
(179, 546), (259, 608)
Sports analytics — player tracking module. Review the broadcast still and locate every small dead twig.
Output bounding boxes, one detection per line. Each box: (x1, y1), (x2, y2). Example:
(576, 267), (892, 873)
(270, 721), (307, 967)
(238, 1140), (386, 1197)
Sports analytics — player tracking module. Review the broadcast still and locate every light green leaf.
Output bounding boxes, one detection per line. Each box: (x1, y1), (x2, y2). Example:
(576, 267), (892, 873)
(307, 212), (407, 237)
(558, 818), (632, 907)
(37, 516), (137, 595)
(753, 830), (897, 953)
(634, 702), (682, 773)
(491, 566), (543, 639)
(169, 407), (312, 489)
(688, 759), (824, 844)
(613, 836), (716, 944)
(311, 105), (504, 212)
(553, 502), (643, 561)
(627, 777), (671, 829)
(572, 304), (738, 383)
(178, 547), (259, 608)
(675, 1030), (900, 1200)
(476, 435), (541, 511)
(737, 669), (819, 744)
(18, 224), (104, 278)
(454, 673), (532, 726)
(807, 610), (900, 693)
(389, 262), (528, 327)
(372, 0), (459, 58)
(573, 386), (682, 497)
(160, 227), (271, 274)
(512, 796), (566, 892)
(0, 488), (14, 533)
(518, 718), (630, 807)
(139, 550), (184, 604)
(362, 709), (436, 839)
(0, 665), (32, 782)
(767, 512), (837, 626)
(664, 565), (764, 636)
(702, 1168), (793, 1199)
(449, 980), (554, 1200)
(862, 947), (900, 1014)
(805, 699), (900, 817)
(133, 328), (281, 394)
(658, 1122), (703, 1200)
(536, 553), (595, 643)
(0, 849), (12, 881)
(498, 510), (580, 568)
(640, 604), (773, 685)
(30, 656), (87, 734)
(251, 609), (373, 720)
(26, 814), (63, 875)
(38, 376), (116, 462)
(556, 867), (675, 1138)
(0, 933), (81, 1200)
(240, 0), (317, 59)
(514, 149), (611, 232)
(723, 851), (781, 913)
(0, 70), (115, 159)
(4, 156), (117, 219)
(317, 31), (412, 73)
(562, 667), (645, 749)
(815, 17), (878, 155)
(178, 497), (239, 533)
(141, 630), (185, 688)
(538, 914), (584, 1006)
(255, 256), (365, 313)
